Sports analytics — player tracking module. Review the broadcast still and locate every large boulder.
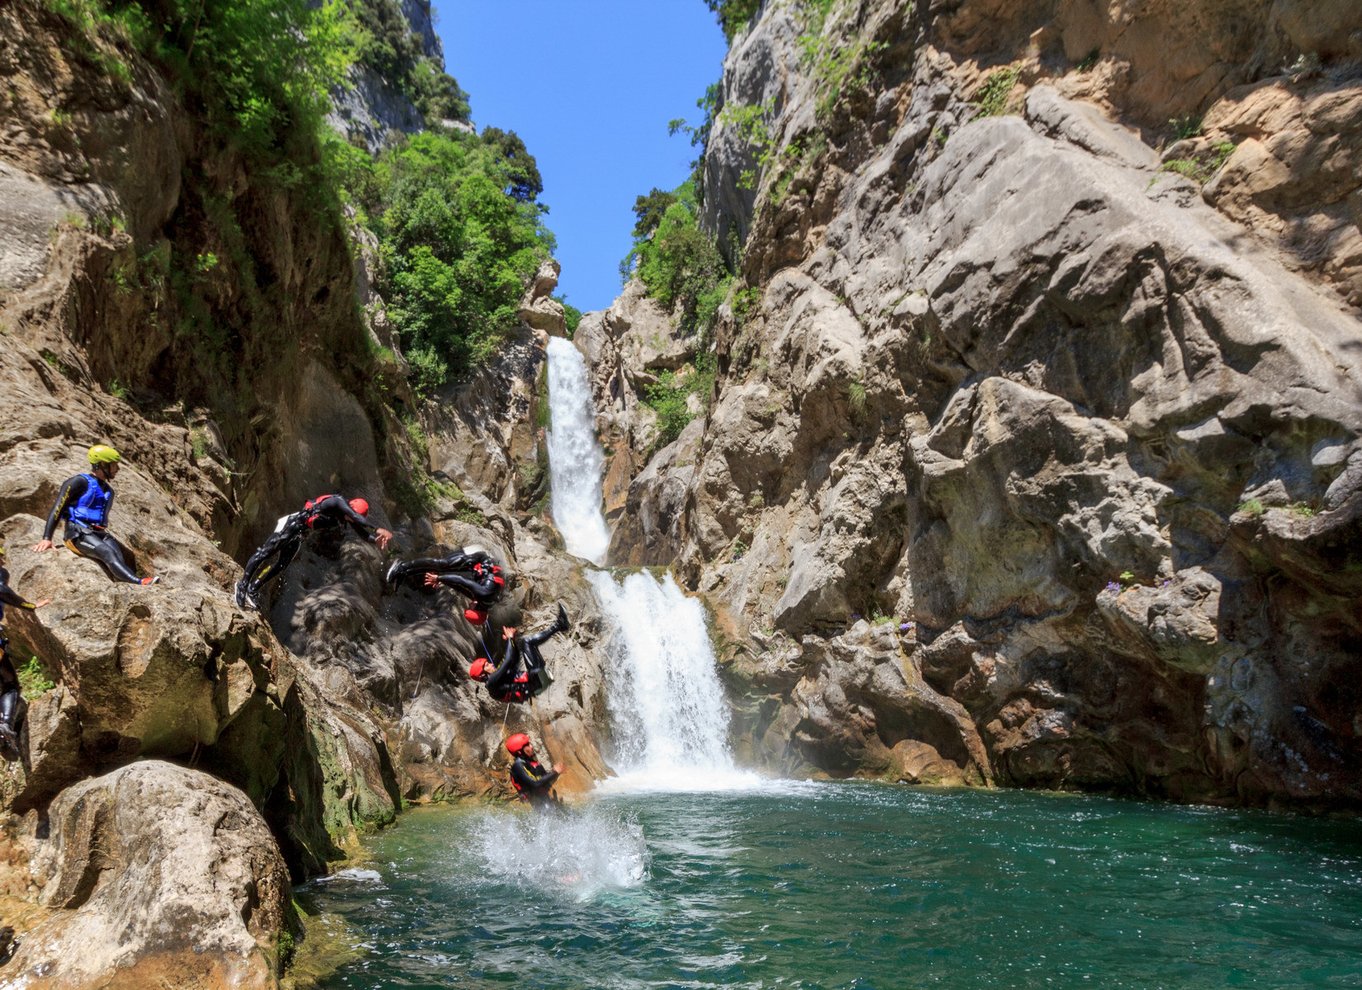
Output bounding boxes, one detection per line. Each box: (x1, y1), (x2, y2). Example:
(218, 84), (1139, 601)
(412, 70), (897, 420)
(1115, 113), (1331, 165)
(6, 761), (290, 989)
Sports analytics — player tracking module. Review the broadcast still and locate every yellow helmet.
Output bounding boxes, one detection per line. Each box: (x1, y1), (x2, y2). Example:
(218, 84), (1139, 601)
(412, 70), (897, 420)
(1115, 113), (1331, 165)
(88, 444), (121, 465)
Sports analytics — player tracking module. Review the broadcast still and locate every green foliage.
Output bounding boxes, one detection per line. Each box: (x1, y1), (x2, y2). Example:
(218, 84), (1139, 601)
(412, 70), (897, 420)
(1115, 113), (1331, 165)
(18, 656), (56, 698)
(731, 538), (748, 561)
(621, 181), (732, 340)
(346, 129), (553, 388)
(632, 188), (678, 239)
(847, 380), (867, 416)
(108, 378), (130, 399)
(1161, 141), (1235, 184)
(555, 296), (583, 337)
(348, 0), (469, 124)
(644, 371), (695, 450)
(1169, 115), (1204, 140)
(1118, 570), (1136, 586)
(973, 66), (1020, 118)
(718, 98), (778, 190)
(703, 0), (762, 41)
(1289, 502), (1316, 518)
(797, 2), (885, 123)
(1075, 49), (1100, 73)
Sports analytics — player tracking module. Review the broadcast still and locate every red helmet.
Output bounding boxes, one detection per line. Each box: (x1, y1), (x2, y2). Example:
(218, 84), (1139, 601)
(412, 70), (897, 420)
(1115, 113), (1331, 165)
(468, 657), (489, 680)
(505, 732), (531, 755)
(348, 497), (370, 516)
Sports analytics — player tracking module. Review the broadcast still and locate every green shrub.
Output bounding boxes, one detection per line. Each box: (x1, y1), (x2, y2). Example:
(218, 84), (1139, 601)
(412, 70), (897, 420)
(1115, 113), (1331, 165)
(703, 0), (762, 41)
(973, 66), (1020, 118)
(18, 657), (56, 698)
(644, 371), (694, 450)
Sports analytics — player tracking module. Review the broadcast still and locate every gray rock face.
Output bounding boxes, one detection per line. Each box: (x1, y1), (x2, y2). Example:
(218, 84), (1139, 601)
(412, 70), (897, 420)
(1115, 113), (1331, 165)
(596, 0), (1362, 807)
(8, 761), (289, 990)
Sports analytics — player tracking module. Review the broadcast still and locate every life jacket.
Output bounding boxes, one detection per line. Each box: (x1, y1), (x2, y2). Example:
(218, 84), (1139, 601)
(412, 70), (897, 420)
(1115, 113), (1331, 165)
(67, 473), (112, 528)
(302, 494), (336, 528)
(510, 756), (545, 798)
(491, 673), (532, 704)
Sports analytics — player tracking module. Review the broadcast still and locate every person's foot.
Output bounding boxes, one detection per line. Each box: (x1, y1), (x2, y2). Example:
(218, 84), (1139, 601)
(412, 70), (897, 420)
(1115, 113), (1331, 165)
(140, 575), (161, 586)
(234, 580), (248, 608)
(243, 587), (261, 612)
(385, 560), (404, 588)
(0, 724), (17, 754)
(554, 603), (570, 634)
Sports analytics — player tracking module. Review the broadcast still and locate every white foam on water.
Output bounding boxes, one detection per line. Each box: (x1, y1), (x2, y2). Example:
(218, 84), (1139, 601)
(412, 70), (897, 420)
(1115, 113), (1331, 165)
(545, 336), (610, 565)
(465, 806), (649, 901)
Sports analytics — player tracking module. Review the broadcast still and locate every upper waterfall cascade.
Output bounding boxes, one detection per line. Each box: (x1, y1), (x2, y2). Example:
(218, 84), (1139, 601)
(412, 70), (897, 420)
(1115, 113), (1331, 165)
(545, 336), (611, 565)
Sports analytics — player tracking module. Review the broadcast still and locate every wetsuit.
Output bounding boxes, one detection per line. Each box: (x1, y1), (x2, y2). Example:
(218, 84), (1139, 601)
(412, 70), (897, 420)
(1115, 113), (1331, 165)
(0, 638), (21, 750)
(239, 494), (384, 601)
(0, 564), (42, 623)
(510, 754), (560, 807)
(42, 473), (142, 583)
(392, 549), (505, 623)
(476, 606), (567, 703)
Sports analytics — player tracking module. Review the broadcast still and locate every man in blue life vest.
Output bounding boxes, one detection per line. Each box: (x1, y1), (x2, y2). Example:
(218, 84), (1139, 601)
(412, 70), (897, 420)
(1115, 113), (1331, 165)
(234, 494), (393, 612)
(32, 445), (160, 585)
(0, 547), (51, 754)
(505, 731), (563, 809)
(468, 601), (569, 704)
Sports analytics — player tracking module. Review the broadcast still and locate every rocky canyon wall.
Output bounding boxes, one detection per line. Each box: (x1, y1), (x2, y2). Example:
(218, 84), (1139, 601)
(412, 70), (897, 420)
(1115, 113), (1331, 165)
(595, 0), (1362, 809)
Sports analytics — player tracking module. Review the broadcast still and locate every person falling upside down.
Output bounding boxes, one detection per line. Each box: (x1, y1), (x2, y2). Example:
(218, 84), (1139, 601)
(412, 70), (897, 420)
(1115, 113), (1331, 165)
(386, 544), (507, 625)
(504, 732), (563, 809)
(468, 601), (570, 703)
(32, 444), (160, 585)
(234, 494), (392, 612)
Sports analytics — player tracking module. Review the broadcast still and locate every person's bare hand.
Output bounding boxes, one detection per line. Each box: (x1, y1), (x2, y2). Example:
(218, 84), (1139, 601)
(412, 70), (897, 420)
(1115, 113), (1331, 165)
(31, 598), (51, 609)
(31, 540), (54, 553)
(375, 529), (393, 550)
(423, 571), (439, 588)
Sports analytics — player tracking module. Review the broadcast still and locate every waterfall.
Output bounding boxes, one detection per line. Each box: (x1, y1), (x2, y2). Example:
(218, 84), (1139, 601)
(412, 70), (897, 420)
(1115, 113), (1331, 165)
(545, 336), (611, 564)
(545, 334), (751, 790)
(588, 570), (754, 791)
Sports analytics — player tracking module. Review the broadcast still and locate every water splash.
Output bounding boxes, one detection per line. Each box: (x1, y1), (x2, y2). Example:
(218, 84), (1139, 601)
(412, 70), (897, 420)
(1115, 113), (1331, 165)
(588, 570), (759, 792)
(545, 336), (610, 564)
(465, 806), (649, 902)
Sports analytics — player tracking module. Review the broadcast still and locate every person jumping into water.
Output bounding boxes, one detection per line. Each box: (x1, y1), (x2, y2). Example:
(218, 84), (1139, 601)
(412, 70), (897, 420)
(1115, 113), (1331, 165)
(468, 601), (569, 703)
(505, 732), (563, 809)
(32, 445), (160, 585)
(235, 494), (392, 611)
(387, 544), (507, 625)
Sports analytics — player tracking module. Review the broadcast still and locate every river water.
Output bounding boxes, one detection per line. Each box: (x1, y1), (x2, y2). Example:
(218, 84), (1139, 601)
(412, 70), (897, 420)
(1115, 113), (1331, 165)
(303, 783), (1362, 989)
(302, 339), (1362, 988)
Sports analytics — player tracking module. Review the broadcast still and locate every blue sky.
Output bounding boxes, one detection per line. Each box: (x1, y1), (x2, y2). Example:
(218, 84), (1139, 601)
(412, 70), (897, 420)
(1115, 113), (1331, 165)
(433, 1), (729, 314)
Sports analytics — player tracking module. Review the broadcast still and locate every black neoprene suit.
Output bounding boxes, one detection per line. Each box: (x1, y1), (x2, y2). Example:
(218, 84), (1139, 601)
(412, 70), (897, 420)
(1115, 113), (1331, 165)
(42, 474), (141, 584)
(0, 643), (20, 734)
(241, 495), (382, 594)
(510, 754), (560, 805)
(482, 622), (563, 703)
(0, 565), (40, 623)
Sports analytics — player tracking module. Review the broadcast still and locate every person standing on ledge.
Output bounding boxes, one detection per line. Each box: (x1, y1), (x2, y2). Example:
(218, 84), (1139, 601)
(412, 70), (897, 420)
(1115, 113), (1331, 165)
(505, 732), (563, 809)
(32, 444), (160, 585)
(235, 494), (392, 611)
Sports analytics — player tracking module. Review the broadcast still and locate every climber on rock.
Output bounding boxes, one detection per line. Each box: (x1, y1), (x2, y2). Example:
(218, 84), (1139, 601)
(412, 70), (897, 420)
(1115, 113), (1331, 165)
(234, 494), (392, 612)
(387, 543), (507, 625)
(0, 548), (49, 755)
(0, 635), (27, 755)
(32, 444), (160, 586)
(468, 601), (569, 704)
(505, 731), (563, 809)
(0, 546), (50, 622)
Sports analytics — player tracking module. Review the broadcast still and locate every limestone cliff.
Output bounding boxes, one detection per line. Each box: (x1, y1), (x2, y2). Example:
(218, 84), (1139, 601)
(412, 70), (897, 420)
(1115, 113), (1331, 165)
(596, 0), (1362, 809)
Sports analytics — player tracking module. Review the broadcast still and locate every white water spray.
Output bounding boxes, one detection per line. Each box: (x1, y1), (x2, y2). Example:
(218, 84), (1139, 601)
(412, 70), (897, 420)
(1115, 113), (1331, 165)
(588, 570), (757, 791)
(545, 336), (610, 564)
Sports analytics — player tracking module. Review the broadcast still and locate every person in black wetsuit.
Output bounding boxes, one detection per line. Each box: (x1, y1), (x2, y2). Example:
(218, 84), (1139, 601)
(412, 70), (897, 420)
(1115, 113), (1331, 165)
(387, 544), (507, 625)
(468, 601), (569, 703)
(0, 548), (51, 754)
(234, 494), (393, 611)
(32, 445), (160, 585)
(505, 732), (563, 808)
